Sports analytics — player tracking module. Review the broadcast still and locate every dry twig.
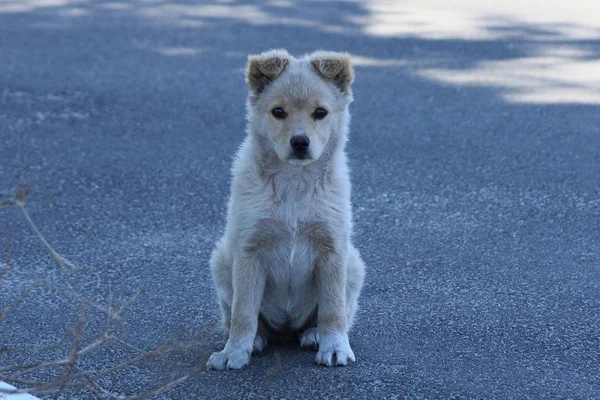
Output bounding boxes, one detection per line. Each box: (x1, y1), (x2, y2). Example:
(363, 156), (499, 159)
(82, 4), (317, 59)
(1, 181), (214, 399)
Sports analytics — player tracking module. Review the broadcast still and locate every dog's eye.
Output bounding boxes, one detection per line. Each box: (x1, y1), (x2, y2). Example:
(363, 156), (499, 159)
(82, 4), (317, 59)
(271, 107), (287, 119)
(313, 108), (328, 120)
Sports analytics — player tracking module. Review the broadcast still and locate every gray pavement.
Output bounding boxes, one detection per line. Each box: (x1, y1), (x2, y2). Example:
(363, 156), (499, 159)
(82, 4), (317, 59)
(1, 1), (599, 399)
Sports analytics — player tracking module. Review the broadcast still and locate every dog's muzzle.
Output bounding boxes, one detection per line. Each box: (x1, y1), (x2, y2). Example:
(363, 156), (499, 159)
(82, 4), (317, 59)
(290, 135), (310, 158)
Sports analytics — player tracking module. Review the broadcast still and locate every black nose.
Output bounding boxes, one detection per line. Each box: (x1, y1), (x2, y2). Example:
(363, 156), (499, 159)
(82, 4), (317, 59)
(290, 135), (310, 152)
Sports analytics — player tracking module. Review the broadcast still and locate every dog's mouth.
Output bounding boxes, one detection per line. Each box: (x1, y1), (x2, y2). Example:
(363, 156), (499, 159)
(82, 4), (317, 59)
(288, 152), (313, 165)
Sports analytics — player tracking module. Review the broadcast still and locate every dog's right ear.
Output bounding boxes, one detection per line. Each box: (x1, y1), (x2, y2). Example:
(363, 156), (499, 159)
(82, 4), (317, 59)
(246, 49), (291, 96)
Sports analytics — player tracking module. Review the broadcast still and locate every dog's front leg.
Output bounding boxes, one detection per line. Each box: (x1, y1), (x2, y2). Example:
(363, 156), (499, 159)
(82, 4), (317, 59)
(315, 244), (355, 366)
(206, 251), (266, 370)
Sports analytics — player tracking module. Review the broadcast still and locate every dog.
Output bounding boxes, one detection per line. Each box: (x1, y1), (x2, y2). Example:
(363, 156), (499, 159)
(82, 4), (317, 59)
(206, 49), (366, 370)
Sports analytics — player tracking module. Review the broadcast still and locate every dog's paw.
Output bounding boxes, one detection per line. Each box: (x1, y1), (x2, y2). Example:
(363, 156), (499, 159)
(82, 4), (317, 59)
(253, 334), (268, 353)
(300, 327), (319, 350)
(315, 331), (355, 367)
(206, 346), (251, 370)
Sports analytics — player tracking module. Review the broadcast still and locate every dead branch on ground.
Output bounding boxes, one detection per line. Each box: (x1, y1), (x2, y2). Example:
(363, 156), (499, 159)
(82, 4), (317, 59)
(0, 180), (217, 399)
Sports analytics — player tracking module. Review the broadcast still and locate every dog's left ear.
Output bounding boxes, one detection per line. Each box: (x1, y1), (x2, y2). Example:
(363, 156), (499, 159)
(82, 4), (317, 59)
(246, 49), (291, 96)
(310, 51), (354, 93)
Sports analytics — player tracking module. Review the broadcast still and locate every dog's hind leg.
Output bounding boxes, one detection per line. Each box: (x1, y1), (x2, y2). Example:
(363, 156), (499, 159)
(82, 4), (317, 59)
(345, 245), (366, 332)
(209, 240), (233, 329)
(300, 327), (319, 349)
(253, 319), (269, 353)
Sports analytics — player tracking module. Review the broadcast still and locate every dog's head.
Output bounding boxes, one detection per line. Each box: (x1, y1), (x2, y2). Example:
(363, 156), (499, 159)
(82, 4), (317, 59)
(245, 49), (354, 165)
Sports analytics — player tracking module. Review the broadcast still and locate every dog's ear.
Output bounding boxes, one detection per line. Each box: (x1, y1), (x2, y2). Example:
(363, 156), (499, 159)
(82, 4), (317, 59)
(246, 49), (291, 96)
(310, 51), (354, 93)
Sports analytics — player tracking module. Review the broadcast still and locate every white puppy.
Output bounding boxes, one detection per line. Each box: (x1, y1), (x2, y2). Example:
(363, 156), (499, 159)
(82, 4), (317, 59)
(206, 49), (366, 370)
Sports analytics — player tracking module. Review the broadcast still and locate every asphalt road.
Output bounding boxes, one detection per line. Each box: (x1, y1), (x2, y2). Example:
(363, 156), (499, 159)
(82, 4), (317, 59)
(1, 1), (599, 399)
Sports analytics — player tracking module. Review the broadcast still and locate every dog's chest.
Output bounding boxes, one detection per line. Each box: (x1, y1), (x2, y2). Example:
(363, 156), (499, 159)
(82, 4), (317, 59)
(260, 221), (318, 330)
(251, 168), (342, 329)
(255, 171), (326, 327)
(265, 168), (327, 223)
